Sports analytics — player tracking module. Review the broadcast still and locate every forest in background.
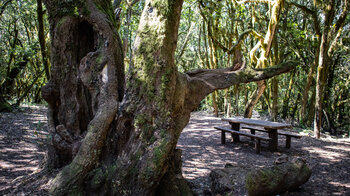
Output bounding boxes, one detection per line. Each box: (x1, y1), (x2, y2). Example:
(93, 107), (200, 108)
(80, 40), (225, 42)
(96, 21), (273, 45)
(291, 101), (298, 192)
(0, 0), (349, 137)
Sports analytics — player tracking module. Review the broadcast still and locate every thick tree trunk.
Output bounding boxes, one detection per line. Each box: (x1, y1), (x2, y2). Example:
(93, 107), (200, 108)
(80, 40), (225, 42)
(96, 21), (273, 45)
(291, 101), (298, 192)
(314, 0), (348, 138)
(42, 0), (125, 194)
(42, 0), (297, 195)
(314, 0), (335, 139)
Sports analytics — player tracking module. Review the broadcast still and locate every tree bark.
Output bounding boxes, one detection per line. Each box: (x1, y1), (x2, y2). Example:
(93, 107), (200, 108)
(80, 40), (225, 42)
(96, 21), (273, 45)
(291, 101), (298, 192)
(271, 77), (278, 121)
(37, 0), (50, 80)
(244, 80), (266, 118)
(314, 0), (348, 138)
(243, 0), (284, 118)
(282, 70), (296, 119)
(300, 57), (317, 125)
(42, 0), (297, 195)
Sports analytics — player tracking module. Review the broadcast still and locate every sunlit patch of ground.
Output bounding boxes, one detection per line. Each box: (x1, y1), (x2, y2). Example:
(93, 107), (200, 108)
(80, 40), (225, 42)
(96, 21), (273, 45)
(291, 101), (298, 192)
(0, 105), (48, 194)
(1, 107), (349, 195)
(177, 111), (350, 195)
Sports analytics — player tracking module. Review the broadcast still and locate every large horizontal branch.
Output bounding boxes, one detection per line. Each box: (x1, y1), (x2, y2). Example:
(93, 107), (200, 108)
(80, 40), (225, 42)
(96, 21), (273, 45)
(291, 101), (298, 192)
(183, 61), (297, 111)
(187, 60), (296, 90)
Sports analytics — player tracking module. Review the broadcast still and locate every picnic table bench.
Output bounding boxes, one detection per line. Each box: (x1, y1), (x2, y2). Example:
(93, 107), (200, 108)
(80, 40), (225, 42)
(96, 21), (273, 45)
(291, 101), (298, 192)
(217, 117), (301, 153)
(214, 126), (271, 153)
(241, 125), (302, 148)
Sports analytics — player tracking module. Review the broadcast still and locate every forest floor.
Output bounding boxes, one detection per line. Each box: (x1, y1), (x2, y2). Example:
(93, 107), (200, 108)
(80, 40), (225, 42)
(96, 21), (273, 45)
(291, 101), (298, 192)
(0, 106), (350, 195)
(178, 112), (350, 195)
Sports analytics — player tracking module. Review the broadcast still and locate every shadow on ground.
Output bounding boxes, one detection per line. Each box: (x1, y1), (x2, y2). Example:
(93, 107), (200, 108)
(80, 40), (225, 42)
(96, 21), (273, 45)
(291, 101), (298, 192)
(0, 107), (349, 196)
(177, 111), (350, 195)
(0, 105), (48, 194)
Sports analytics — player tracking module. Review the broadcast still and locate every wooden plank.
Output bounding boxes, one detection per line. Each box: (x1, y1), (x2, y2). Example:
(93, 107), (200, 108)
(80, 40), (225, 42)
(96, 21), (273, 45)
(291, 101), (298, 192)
(278, 131), (302, 138)
(215, 126), (267, 154)
(242, 125), (267, 132)
(243, 125), (301, 138)
(222, 117), (292, 129)
(243, 126), (301, 149)
(214, 127), (271, 141)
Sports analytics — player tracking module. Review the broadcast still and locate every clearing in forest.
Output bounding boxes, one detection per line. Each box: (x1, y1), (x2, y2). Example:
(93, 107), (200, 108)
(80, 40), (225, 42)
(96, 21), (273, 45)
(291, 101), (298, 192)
(0, 107), (350, 195)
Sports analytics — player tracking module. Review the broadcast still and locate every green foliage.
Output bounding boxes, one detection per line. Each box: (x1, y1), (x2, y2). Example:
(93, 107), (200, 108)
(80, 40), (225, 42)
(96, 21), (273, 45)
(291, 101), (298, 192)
(0, 0), (349, 134)
(0, 0), (48, 105)
(0, 101), (12, 112)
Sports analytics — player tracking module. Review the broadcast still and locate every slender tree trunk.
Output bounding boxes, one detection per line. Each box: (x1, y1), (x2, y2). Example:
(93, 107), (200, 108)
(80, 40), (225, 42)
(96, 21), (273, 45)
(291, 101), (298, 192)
(208, 27), (219, 117)
(16, 69), (45, 106)
(282, 70), (296, 119)
(271, 37), (280, 121)
(37, 0), (50, 80)
(244, 81), (266, 118)
(234, 84), (240, 115)
(300, 58), (317, 124)
(306, 88), (316, 126)
(271, 77), (278, 121)
(244, 0), (284, 118)
(291, 93), (301, 119)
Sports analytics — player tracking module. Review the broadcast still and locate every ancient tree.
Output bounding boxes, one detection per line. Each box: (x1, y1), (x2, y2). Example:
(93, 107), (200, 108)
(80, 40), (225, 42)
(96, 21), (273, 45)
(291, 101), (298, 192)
(42, 0), (296, 195)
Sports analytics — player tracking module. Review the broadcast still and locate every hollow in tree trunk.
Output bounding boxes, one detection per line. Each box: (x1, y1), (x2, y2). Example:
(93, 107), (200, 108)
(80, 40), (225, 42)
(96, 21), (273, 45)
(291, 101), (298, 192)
(42, 0), (297, 195)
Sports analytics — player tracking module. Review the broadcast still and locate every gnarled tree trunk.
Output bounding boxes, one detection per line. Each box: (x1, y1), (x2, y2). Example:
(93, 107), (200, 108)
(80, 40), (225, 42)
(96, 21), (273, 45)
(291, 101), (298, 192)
(42, 0), (296, 195)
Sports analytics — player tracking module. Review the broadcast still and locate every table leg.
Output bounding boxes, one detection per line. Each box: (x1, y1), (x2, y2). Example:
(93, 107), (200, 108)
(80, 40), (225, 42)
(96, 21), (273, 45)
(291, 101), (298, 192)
(221, 130), (225, 144)
(230, 122), (240, 142)
(267, 128), (278, 151)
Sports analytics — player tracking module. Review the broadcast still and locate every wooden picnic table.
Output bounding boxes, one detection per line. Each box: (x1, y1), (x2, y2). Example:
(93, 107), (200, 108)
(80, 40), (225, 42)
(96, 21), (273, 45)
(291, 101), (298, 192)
(221, 117), (292, 151)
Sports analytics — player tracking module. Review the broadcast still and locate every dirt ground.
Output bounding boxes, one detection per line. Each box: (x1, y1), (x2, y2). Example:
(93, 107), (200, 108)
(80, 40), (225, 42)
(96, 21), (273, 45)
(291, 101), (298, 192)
(178, 112), (350, 195)
(1, 106), (350, 195)
(0, 105), (49, 195)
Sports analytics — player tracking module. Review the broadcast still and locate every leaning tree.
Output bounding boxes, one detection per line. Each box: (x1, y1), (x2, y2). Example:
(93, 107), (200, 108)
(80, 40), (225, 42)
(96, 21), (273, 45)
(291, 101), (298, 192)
(42, 0), (296, 195)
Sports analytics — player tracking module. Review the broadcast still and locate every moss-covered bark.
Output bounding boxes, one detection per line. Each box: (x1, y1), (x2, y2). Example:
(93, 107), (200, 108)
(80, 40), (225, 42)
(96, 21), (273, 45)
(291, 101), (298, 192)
(244, 0), (284, 118)
(246, 159), (311, 196)
(43, 0), (297, 195)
